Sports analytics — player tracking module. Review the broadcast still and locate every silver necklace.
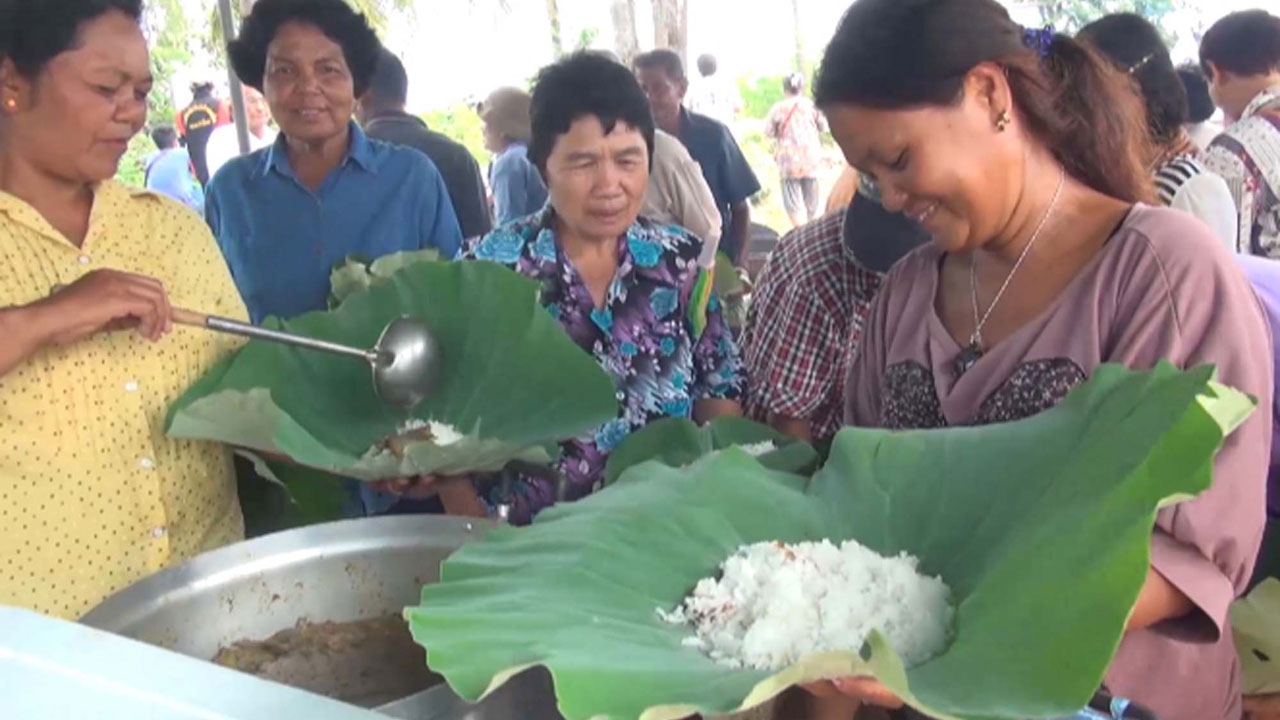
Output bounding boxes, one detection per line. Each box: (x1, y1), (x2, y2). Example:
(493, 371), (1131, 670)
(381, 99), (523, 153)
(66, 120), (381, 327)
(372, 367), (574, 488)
(952, 166), (1066, 377)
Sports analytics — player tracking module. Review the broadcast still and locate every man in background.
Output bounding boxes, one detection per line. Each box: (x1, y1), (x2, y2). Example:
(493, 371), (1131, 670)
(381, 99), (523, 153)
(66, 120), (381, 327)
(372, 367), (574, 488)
(1200, 10), (1280, 257)
(175, 81), (226, 187)
(684, 53), (741, 127)
(635, 49), (760, 268)
(582, 49), (722, 267)
(144, 125), (203, 213)
(742, 174), (929, 444)
(204, 86), (276, 181)
(357, 48), (491, 240)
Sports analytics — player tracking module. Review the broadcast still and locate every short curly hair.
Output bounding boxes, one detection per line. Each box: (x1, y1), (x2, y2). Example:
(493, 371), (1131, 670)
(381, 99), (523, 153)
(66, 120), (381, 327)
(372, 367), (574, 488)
(530, 52), (655, 176)
(227, 0), (381, 97)
(1200, 10), (1280, 79)
(0, 0), (141, 78)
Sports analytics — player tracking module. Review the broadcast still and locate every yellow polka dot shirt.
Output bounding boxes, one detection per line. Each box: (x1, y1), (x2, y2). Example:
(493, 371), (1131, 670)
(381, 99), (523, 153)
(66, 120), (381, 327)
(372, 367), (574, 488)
(0, 181), (247, 619)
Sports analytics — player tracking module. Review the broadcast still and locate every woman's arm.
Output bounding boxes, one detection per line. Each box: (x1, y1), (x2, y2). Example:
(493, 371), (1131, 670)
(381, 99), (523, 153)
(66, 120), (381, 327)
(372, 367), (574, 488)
(0, 306), (48, 378)
(0, 270), (174, 379)
(1126, 567), (1195, 631)
(689, 289), (747, 414)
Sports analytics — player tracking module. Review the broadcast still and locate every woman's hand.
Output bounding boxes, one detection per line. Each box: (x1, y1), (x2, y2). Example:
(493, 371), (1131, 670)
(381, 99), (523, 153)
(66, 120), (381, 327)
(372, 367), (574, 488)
(802, 677), (904, 710)
(371, 474), (489, 518)
(1245, 693), (1280, 720)
(372, 475), (443, 500)
(33, 269), (174, 345)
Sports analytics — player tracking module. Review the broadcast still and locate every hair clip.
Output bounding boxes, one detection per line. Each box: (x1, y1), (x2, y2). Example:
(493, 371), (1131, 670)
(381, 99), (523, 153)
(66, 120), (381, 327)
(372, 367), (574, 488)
(1128, 53), (1156, 75)
(1022, 26), (1055, 58)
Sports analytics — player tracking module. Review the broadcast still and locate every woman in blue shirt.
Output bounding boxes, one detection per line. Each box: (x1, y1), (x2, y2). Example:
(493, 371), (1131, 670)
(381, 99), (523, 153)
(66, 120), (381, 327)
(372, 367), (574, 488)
(480, 87), (549, 225)
(205, 0), (462, 323)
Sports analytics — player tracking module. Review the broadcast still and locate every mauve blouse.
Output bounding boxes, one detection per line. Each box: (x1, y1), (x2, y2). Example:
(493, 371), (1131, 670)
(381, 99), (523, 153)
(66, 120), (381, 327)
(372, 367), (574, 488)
(845, 204), (1273, 720)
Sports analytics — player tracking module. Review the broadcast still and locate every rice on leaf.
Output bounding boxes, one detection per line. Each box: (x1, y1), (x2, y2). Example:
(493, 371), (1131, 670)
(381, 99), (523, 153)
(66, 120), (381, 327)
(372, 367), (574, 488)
(405, 363), (1253, 720)
(659, 539), (954, 671)
(166, 261), (619, 480)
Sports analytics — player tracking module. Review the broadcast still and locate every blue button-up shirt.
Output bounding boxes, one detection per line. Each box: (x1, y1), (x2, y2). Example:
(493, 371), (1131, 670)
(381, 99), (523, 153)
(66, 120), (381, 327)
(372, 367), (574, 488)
(206, 122), (463, 322)
(144, 148), (204, 213)
(488, 143), (548, 225)
(677, 109), (761, 259)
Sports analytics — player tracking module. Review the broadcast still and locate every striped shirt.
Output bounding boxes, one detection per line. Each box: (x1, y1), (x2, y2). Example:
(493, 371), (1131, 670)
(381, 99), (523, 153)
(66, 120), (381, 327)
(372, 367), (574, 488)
(1155, 155), (1207, 205)
(1151, 152), (1239, 249)
(742, 209), (879, 442)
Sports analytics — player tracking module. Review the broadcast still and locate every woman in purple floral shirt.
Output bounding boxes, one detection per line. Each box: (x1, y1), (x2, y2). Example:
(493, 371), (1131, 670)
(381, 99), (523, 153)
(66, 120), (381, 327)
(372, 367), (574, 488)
(450, 52), (745, 524)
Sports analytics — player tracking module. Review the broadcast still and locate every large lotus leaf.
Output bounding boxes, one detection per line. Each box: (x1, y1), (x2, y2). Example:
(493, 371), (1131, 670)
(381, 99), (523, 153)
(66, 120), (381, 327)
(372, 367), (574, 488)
(602, 416), (819, 486)
(167, 261), (619, 480)
(1232, 578), (1280, 695)
(329, 248), (441, 308)
(405, 363), (1255, 720)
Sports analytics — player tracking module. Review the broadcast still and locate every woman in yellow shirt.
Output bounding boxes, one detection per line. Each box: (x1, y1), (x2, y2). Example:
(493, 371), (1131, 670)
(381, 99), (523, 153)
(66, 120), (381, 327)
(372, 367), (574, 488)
(0, 0), (247, 618)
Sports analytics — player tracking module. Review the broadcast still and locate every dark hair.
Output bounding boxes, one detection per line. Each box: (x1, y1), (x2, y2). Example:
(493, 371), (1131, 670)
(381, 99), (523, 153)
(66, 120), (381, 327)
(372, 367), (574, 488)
(530, 51), (656, 176)
(815, 0), (1153, 204)
(1177, 64), (1216, 124)
(1078, 14), (1186, 147)
(366, 46), (408, 105)
(696, 53), (717, 77)
(783, 73), (804, 95)
(0, 0), (141, 79)
(227, 0), (381, 97)
(150, 125), (178, 149)
(1200, 10), (1280, 79)
(633, 49), (686, 84)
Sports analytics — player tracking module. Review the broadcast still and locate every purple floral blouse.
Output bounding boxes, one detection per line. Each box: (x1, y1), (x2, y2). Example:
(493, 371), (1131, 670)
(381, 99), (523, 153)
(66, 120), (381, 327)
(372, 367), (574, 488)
(463, 207), (745, 524)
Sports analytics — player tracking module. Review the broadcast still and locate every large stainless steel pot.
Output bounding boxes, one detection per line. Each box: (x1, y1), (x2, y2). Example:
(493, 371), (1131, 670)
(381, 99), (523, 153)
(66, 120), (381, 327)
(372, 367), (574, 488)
(80, 515), (562, 720)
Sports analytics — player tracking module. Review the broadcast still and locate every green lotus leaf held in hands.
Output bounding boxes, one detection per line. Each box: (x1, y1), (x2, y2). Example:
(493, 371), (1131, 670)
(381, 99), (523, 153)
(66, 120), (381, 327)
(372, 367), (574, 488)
(405, 363), (1254, 720)
(166, 261), (619, 480)
(603, 415), (819, 486)
(328, 248), (441, 309)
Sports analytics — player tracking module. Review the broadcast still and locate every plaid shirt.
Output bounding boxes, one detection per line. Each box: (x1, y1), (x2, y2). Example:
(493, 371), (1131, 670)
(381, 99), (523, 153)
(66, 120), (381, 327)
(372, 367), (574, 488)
(742, 209), (882, 441)
(1203, 85), (1280, 257)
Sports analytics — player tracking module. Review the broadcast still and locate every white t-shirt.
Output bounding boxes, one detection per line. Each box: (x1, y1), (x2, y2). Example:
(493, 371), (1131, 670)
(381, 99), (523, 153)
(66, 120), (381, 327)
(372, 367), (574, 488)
(1154, 155), (1238, 250)
(643, 129), (722, 268)
(205, 124), (277, 181)
(1185, 121), (1222, 153)
(685, 76), (741, 127)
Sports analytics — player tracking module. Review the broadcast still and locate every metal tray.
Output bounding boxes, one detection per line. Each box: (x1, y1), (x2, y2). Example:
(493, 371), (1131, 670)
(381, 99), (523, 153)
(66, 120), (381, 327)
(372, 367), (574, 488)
(80, 515), (562, 720)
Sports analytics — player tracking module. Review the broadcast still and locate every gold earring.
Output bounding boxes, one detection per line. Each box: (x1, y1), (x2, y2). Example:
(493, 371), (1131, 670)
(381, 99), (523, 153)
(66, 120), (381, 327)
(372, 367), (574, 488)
(995, 110), (1011, 132)
(2, 98), (15, 110)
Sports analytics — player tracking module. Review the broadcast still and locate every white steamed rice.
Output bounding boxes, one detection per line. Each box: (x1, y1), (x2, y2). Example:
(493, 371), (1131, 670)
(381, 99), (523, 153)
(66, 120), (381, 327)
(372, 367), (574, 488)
(737, 441), (777, 457)
(397, 419), (464, 446)
(658, 540), (953, 670)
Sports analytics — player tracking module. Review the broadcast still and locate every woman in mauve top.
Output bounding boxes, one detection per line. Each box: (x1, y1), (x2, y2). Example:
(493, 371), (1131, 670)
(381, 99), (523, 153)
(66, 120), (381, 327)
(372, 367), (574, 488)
(804, 1), (1273, 719)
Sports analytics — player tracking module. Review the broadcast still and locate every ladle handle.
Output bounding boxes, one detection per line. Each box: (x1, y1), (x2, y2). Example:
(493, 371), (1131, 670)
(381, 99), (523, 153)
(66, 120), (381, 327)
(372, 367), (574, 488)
(171, 307), (378, 363)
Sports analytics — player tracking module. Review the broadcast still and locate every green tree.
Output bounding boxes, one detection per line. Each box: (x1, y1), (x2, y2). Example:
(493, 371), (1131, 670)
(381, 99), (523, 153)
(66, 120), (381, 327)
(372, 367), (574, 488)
(546, 0), (564, 57)
(790, 0), (805, 74)
(206, 0), (416, 56)
(144, 0), (191, 123)
(610, 0), (640, 64)
(117, 0), (194, 188)
(1034, 0), (1176, 34)
(652, 0), (688, 62)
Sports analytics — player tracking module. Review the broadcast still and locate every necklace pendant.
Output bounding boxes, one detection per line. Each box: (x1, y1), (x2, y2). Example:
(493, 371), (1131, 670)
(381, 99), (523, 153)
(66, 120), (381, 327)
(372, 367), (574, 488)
(953, 342), (984, 377)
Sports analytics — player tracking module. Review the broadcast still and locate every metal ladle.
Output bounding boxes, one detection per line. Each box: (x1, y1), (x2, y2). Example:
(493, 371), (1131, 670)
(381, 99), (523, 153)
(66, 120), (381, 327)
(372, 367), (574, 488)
(171, 308), (442, 410)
